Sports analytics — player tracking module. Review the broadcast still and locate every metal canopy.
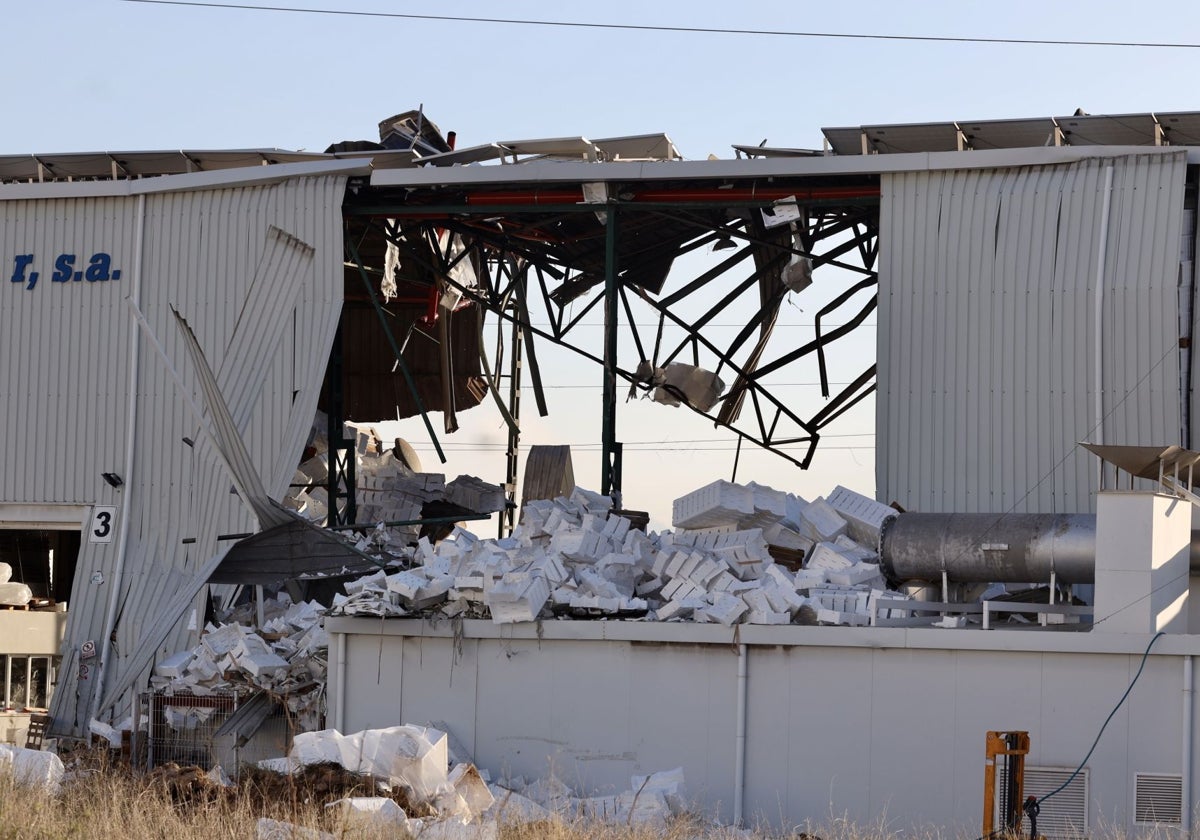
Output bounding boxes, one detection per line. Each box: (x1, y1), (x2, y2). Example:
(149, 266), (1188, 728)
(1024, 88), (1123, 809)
(1079, 443), (1200, 481)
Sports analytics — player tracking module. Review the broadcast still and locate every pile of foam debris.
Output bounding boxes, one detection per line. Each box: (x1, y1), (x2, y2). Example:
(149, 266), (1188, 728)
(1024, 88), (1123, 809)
(254, 723), (690, 839)
(285, 418), (508, 543)
(151, 594), (329, 731)
(330, 480), (908, 627)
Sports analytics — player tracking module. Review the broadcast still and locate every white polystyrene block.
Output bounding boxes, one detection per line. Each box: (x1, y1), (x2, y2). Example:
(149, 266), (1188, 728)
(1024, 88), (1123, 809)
(155, 650), (193, 679)
(672, 480), (754, 529)
(834, 534), (879, 562)
(826, 562), (883, 587)
(386, 570), (428, 601)
(825, 485), (897, 549)
(699, 592), (749, 625)
(807, 542), (855, 572)
(746, 609), (791, 625)
(799, 498), (848, 542)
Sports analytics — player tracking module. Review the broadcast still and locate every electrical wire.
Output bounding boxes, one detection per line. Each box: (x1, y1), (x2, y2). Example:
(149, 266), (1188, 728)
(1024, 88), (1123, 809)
(1035, 632), (1166, 806)
(122, 1), (1200, 49)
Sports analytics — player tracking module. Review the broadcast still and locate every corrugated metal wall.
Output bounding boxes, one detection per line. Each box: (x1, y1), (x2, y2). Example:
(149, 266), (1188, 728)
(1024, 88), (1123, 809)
(877, 152), (1189, 514)
(0, 173), (347, 733)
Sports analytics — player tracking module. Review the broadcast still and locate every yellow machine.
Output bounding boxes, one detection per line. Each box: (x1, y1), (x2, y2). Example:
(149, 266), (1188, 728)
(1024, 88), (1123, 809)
(983, 731), (1032, 839)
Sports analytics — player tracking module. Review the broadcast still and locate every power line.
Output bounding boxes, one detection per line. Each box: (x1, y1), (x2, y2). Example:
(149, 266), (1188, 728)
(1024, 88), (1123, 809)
(121, 1), (1200, 50)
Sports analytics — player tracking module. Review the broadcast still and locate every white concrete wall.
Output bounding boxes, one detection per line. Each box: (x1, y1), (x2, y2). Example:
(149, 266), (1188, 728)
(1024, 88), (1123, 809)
(328, 618), (1200, 834)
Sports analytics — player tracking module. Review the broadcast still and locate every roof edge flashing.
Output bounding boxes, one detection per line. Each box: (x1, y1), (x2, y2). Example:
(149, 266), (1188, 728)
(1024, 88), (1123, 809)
(0, 158), (371, 201)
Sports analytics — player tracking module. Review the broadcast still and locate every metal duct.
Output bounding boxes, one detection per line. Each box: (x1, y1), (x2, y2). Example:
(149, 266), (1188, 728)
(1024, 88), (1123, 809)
(880, 513), (1098, 584)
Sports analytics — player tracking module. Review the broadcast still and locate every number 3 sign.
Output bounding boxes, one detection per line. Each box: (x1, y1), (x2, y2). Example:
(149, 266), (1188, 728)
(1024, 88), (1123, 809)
(90, 506), (117, 543)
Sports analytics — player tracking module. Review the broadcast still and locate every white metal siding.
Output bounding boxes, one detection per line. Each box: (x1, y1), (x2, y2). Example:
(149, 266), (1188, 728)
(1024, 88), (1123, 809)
(0, 173), (350, 733)
(877, 152), (1188, 513)
(328, 619), (1188, 834)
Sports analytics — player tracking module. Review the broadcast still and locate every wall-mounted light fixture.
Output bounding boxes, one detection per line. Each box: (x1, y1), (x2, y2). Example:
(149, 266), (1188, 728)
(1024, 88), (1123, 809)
(101, 473), (123, 488)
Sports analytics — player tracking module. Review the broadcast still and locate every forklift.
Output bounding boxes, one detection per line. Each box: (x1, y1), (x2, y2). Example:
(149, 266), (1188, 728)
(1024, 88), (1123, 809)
(983, 731), (1041, 840)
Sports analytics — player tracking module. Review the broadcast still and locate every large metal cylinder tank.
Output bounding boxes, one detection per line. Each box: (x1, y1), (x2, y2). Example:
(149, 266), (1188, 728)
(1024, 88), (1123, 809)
(880, 513), (1097, 584)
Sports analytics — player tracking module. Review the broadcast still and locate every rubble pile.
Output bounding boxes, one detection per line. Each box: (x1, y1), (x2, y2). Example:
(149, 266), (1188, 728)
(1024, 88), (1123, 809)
(330, 481), (909, 627)
(251, 723), (689, 837)
(285, 420), (507, 541)
(151, 594), (329, 730)
(499, 766), (688, 827)
(257, 724), (498, 838)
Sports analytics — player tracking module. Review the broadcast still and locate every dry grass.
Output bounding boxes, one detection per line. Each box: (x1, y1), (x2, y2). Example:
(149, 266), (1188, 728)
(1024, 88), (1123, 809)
(0, 751), (965, 840)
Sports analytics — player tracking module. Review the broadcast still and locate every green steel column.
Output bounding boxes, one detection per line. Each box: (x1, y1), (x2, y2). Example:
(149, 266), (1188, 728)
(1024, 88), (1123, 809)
(502, 299), (523, 537)
(601, 205), (622, 498)
(346, 234), (446, 463)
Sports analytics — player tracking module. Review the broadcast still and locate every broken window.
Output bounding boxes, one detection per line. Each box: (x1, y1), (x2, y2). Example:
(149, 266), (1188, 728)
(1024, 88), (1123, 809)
(1, 655), (56, 710)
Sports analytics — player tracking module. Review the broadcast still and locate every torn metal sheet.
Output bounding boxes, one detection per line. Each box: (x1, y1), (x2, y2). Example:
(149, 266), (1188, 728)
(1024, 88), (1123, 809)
(209, 520), (388, 587)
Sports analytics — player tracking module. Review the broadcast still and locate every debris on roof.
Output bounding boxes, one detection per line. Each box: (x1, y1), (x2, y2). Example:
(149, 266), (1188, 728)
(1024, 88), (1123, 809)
(329, 480), (912, 627)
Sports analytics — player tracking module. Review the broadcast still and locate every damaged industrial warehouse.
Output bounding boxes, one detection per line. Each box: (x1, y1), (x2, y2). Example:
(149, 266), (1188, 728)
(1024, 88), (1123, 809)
(5, 101), (1200, 838)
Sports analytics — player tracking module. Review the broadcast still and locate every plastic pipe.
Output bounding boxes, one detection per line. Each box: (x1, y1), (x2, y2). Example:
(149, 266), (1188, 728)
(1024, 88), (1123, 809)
(1094, 164), (1114, 481)
(733, 642), (748, 827)
(335, 631), (347, 732)
(1185, 656), (1194, 836)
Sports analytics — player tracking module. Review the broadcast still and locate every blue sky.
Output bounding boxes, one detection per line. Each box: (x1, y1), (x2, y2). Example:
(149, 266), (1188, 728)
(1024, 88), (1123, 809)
(9, 1), (1200, 527)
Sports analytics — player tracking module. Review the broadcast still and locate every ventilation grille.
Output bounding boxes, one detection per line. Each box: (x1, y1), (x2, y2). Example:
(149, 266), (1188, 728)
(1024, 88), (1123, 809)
(998, 765), (1089, 839)
(1135, 773), (1183, 825)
